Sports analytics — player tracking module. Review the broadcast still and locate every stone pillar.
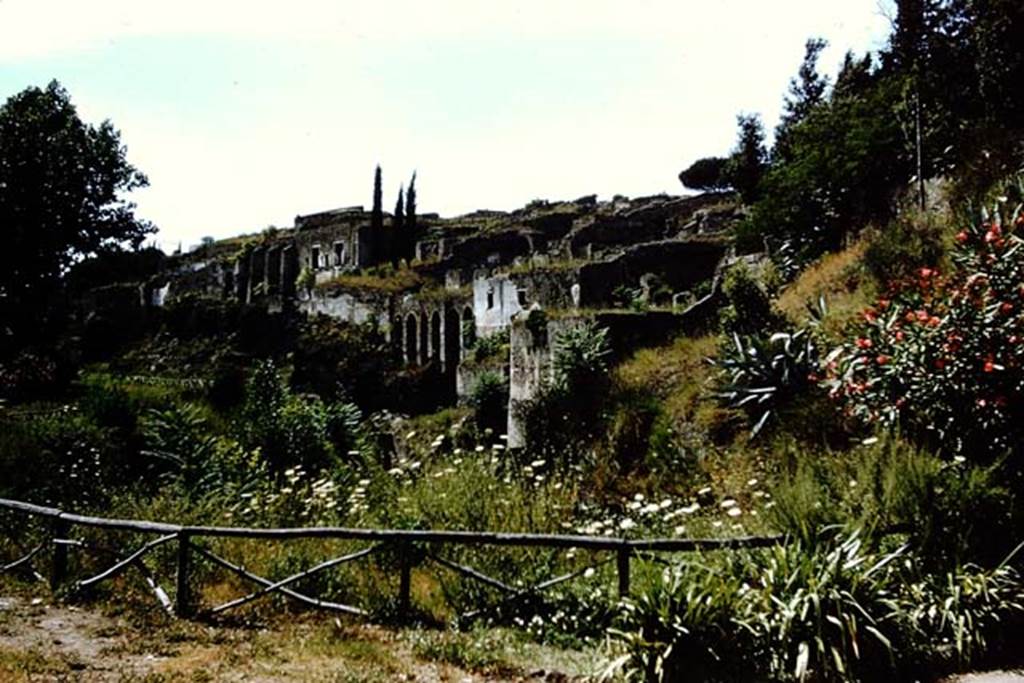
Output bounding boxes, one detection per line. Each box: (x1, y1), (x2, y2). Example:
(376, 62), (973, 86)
(234, 256), (250, 301)
(248, 246), (265, 302)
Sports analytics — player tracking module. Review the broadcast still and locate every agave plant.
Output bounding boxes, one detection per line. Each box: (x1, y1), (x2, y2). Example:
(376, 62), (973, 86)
(710, 328), (819, 438)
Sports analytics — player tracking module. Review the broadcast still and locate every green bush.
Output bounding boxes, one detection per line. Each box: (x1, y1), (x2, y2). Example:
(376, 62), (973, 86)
(607, 527), (1024, 682)
(768, 436), (1014, 568)
(0, 349), (71, 402)
(466, 370), (508, 436)
(0, 409), (115, 508)
(141, 403), (263, 500)
(551, 322), (611, 394)
(605, 389), (662, 472)
(469, 329), (509, 365)
(514, 323), (611, 466)
(898, 561), (1024, 671)
(606, 559), (755, 681)
(862, 210), (950, 284)
(239, 360), (363, 473)
(608, 530), (911, 682)
(719, 262), (784, 336)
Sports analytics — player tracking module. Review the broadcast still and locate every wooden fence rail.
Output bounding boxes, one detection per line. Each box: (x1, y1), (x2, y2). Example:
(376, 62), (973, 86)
(0, 497), (784, 621)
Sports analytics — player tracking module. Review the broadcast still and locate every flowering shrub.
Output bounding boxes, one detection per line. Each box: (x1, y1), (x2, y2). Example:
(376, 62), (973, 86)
(823, 195), (1024, 458)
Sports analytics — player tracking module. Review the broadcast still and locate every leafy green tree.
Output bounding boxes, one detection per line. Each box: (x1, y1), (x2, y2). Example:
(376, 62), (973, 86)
(726, 113), (767, 203)
(678, 156), (730, 192)
(0, 80), (153, 350)
(881, 0), (1024, 199)
(751, 52), (905, 259)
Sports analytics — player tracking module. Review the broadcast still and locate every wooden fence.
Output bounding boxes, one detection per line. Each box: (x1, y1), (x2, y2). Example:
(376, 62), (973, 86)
(0, 497), (783, 621)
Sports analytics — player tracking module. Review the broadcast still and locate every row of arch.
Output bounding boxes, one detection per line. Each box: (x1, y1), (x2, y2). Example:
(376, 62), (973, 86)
(226, 244), (299, 303)
(398, 305), (476, 371)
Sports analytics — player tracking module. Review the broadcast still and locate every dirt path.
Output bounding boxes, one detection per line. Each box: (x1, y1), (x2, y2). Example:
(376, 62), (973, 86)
(0, 596), (589, 682)
(0, 596), (158, 680)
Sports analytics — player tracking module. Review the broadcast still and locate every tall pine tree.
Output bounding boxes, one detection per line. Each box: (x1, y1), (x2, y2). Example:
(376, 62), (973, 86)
(774, 38), (829, 162)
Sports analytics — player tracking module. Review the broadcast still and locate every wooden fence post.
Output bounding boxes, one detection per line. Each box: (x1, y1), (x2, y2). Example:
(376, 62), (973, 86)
(176, 532), (192, 618)
(398, 546), (411, 619)
(617, 545), (631, 598)
(50, 516), (69, 591)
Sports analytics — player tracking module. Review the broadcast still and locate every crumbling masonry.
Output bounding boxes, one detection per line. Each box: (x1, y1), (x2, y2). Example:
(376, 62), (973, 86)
(141, 190), (744, 443)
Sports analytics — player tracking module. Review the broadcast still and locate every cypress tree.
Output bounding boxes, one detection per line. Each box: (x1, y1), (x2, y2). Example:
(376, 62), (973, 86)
(406, 172), (417, 232)
(394, 185), (405, 233)
(405, 172), (417, 260)
(371, 165), (383, 231)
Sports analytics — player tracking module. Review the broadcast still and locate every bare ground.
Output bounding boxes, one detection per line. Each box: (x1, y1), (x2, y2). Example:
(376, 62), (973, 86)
(0, 596), (595, 682)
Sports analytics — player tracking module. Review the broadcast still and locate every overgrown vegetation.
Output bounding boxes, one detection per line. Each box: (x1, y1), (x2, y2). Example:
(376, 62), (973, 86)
(3, 5), (1024, 680)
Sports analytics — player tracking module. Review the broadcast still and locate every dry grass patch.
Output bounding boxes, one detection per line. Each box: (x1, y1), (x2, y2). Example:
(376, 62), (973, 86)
(776, 239), (874, 341)
(615, 334), (732, 434)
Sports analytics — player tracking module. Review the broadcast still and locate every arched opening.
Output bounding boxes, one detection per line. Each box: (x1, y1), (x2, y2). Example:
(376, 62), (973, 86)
(266, 247), (282, 295)
(404, 314), (418, 365)
(223, 269), (234, 298)
(461, 306), (476, 359)
(444, 306), (461, 371)
(419, 313), (429, 366)
(430, 311), (442, 363)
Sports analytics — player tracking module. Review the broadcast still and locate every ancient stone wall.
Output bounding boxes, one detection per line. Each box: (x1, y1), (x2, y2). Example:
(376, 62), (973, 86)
(506, 305), (722, 447)
(576, 239), (727, 307)
(473, 274), (525, 337)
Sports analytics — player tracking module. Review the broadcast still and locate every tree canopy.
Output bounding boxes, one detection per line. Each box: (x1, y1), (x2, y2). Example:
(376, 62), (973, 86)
(0, 80), (152, 348)
(678, 156), (730, 192)
(681, 2), (1024, 270)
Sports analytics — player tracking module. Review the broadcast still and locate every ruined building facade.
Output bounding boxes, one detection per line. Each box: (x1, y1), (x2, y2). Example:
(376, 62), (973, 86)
(144, 191), (744, 443)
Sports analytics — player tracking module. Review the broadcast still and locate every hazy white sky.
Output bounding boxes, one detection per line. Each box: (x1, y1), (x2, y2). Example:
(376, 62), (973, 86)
(0, 1), (893, 251)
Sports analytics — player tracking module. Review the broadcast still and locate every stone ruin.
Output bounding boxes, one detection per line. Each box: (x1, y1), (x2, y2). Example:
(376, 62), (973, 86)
(137, 190), (746, 443)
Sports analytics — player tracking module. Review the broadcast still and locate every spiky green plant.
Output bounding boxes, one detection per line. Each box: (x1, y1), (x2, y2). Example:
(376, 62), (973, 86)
(710, 329), (819, 438)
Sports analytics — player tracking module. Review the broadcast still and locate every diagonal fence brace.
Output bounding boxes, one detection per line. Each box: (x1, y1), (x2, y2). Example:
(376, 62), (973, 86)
(1, 542), (45, 574)
(204, 544), (379, 616)
(428, 553), (517, 594)
(76, 534), (178, 589)
(460, 555), (615, 622)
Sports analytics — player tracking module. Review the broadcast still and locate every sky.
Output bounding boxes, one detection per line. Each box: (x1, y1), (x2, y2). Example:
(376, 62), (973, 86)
(0, 1), (894, 252)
